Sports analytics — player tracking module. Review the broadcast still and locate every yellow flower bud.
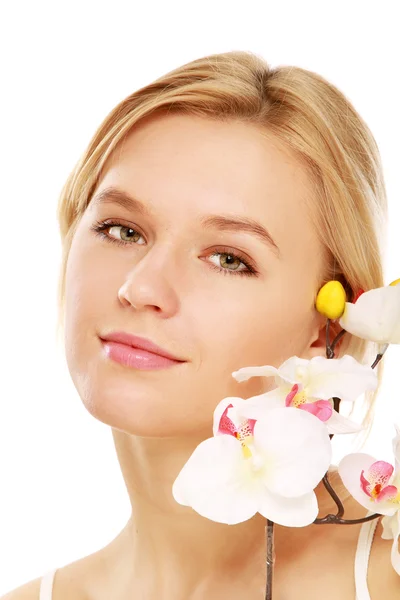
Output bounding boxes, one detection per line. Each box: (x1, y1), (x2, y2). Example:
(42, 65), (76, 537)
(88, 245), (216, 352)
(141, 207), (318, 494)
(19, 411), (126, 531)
(389, 278), (400, 287)
(315, 280), (347, 319)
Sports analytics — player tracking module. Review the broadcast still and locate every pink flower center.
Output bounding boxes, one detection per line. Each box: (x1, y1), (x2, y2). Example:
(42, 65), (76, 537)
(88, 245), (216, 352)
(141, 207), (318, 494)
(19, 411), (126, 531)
(218, 404), (256, 458)
(360, 460), (399, 503)
(285, 384), (332, 422)
(285, 384), (307, 407)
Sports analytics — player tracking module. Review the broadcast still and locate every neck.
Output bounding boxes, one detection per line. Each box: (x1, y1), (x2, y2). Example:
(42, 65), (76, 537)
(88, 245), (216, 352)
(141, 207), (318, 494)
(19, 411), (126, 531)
(108, 429), (350, 597)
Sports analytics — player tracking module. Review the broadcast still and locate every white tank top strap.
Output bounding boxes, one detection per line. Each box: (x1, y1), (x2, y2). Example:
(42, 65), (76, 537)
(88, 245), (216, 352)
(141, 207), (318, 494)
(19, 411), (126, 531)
(39, 569), (57, 600)
(354, 511), (380, 600)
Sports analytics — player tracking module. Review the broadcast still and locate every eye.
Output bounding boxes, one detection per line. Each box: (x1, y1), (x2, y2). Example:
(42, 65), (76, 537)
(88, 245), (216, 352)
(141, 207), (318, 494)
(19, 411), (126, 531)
(207, 249), (258, 277)
(90, 219), (259, 278)
(91, 219), (145, 246)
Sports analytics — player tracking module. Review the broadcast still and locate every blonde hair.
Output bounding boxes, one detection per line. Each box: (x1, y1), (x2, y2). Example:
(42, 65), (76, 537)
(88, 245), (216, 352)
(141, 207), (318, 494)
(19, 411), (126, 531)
(56, 50), (388, 450)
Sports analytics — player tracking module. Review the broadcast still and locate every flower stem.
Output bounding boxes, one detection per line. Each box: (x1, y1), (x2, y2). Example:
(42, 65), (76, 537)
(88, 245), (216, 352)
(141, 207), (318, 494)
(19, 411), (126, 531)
(371, 343), (389, 369)
(314, 471), (381, 525)
(265, 519), (275, 600)
(261, 319), (386, 599)
(325, 320), (346, 358)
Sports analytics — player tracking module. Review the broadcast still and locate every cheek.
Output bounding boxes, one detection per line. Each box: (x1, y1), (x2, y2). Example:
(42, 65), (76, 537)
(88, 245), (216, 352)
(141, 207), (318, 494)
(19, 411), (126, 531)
(65, 240), (98, 328)
(65, 227), (120, 323)
(63, 235), (112, 381)
(201, 275), (315, 395)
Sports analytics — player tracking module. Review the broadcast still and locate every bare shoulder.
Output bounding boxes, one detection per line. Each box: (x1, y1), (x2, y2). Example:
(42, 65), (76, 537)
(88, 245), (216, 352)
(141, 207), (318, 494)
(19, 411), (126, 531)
(369, 518), (400, 599)
(0, 576), (41, 599)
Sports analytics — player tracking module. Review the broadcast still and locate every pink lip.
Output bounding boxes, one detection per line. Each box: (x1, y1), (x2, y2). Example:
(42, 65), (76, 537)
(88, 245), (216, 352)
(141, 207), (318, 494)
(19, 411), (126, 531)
(99, 331), (186, 370)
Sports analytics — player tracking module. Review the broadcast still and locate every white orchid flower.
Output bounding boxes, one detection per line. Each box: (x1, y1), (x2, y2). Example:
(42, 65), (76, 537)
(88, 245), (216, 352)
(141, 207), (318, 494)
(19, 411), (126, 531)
(338, 425), (400, 575)
(172, 396), (332, 527)
(231, 355), (377, 435)
(339, 280), (400, 344)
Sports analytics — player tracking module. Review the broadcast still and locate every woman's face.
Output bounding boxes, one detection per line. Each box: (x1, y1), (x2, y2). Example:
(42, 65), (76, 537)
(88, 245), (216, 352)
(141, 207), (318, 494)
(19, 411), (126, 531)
(64, 113), (327, 438)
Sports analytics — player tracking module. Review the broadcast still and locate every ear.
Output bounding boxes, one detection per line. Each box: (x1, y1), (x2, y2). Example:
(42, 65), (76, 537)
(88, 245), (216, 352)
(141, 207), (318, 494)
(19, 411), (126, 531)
(304, 315), (346, 360)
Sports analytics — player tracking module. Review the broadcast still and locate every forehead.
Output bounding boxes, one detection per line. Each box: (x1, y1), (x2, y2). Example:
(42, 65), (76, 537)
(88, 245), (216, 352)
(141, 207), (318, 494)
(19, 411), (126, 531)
(102, 113), (310, 205)
(95, 113), (322, 263)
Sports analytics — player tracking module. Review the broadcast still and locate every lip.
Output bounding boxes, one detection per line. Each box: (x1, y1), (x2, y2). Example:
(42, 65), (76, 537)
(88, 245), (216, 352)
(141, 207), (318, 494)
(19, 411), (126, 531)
(99, 331), (186, 362)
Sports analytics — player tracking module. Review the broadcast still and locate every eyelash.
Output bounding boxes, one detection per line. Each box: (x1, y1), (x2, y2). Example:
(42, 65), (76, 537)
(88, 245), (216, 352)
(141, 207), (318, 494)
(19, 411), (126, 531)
(90, 219), (258, 278)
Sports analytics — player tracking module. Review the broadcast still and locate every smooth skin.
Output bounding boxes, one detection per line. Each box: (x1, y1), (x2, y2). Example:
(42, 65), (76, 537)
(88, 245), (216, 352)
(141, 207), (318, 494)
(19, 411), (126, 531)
(3, 114), (399, 599)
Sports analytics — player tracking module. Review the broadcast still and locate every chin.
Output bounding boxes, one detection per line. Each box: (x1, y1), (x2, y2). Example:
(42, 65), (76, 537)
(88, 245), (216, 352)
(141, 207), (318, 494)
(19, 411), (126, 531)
(73, 373), (210, 438)
(66, 337), (225, 439)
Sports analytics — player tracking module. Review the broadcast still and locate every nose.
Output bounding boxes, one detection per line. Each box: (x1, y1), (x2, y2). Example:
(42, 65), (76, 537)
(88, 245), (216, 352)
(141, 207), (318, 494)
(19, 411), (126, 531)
(117, 255), (179, 314)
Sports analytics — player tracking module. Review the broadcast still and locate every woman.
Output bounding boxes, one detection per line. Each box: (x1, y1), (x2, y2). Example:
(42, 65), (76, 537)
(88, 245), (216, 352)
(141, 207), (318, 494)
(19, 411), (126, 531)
(4, 51), (399, 599)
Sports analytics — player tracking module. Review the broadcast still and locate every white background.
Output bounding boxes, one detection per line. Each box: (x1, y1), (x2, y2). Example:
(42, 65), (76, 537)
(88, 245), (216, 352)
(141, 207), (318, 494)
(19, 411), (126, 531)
(0, 0), (399, 593)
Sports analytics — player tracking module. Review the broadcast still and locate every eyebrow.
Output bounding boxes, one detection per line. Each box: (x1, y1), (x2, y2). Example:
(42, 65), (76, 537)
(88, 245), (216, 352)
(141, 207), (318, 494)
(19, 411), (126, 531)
(92, 186), (281, 258)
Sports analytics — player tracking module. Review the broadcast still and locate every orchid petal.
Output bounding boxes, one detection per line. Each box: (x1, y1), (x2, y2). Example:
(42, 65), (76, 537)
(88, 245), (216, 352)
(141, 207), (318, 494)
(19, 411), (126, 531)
(377, 485), (399, 502)
(325, 410), (364, 435)
(275, 356), (312, 385)
(339, 285), (400, 344)
(172, 435), (260, 524)
(234, 389), (286, 421)
(301, 400), (332, 422)
(338, 453), (398, 516)
(232, 364), (279, 383)
(250, 387), (288, 406)
(300, 355), (378, 403)
(285, 384), (299, 407)
(254, 407), (332, 497)
(272, 375), (296, 398)
(366, 460), (394, 488)
(258, 488), (319, 527)
(212, 396), (247, 437)
(393, 424), (400, 472)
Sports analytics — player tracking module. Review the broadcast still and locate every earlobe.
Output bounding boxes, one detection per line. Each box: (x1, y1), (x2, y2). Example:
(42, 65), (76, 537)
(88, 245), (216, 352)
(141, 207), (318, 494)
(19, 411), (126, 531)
(307, 317), (345, 360)
(307, 331), (327, 359)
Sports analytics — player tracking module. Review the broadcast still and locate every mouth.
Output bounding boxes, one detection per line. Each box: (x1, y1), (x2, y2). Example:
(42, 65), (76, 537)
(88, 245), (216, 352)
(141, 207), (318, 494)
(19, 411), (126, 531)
(98, 330), (187, 362)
